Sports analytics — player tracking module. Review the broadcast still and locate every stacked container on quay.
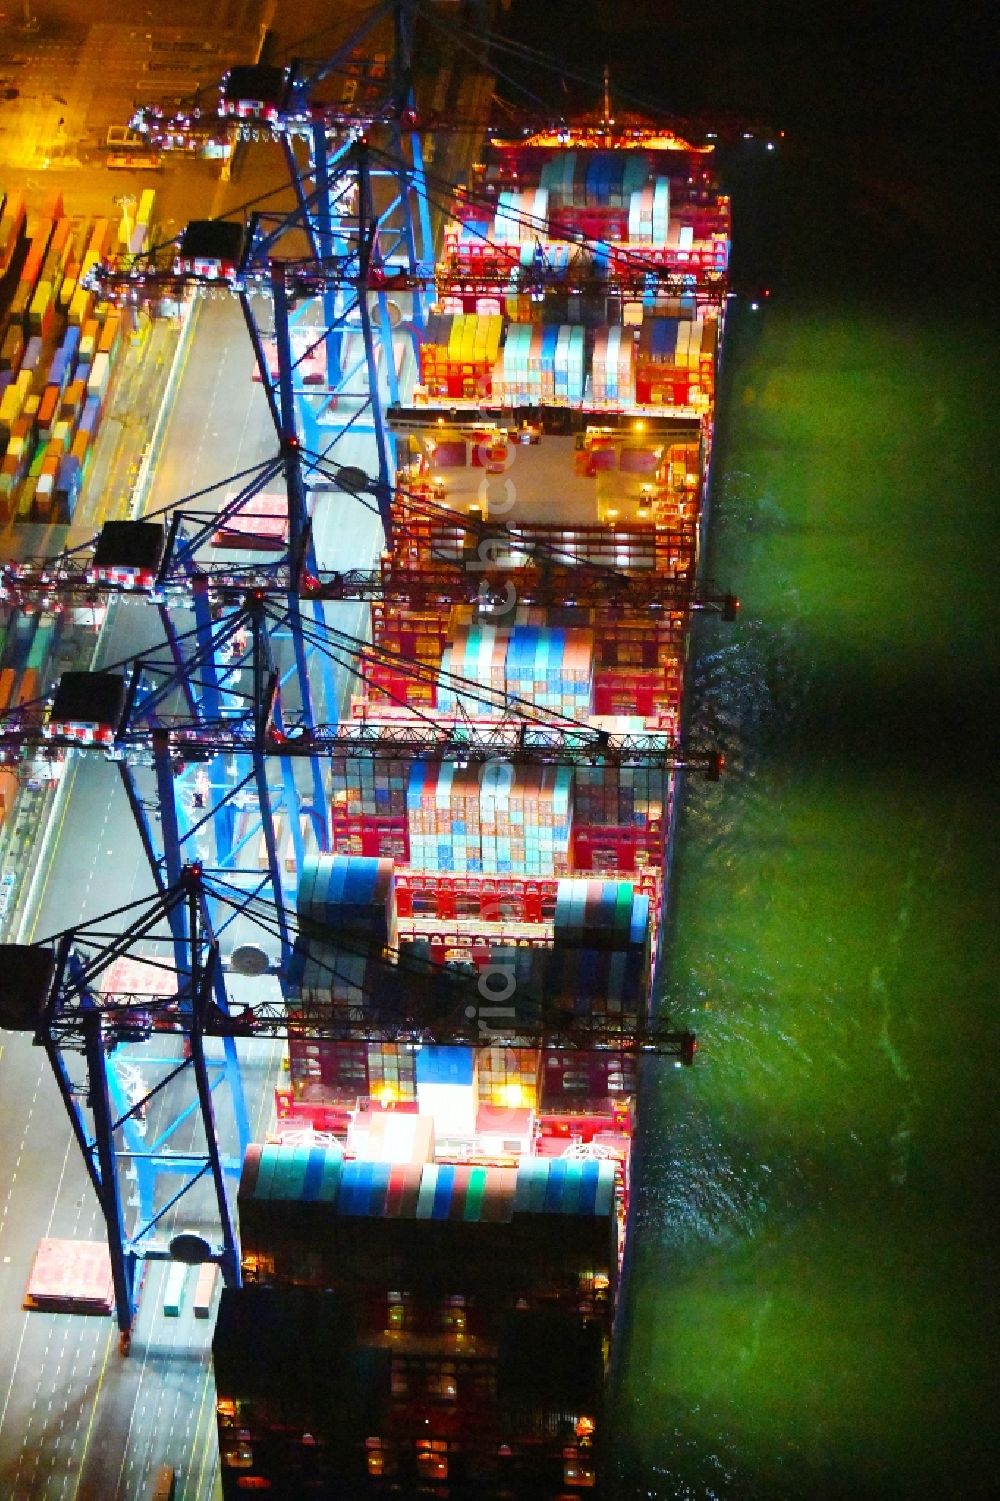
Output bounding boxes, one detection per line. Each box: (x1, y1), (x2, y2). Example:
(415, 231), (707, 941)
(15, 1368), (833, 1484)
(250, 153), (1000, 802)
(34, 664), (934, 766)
(214, 120), (729, 1499)
(0, 186), (158, 526)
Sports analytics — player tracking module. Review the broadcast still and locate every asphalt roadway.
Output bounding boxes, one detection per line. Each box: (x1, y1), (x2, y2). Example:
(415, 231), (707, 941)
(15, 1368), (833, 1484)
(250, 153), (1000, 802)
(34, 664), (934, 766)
(0, 12), (489, 1488)
(0, 292), (407, 1498)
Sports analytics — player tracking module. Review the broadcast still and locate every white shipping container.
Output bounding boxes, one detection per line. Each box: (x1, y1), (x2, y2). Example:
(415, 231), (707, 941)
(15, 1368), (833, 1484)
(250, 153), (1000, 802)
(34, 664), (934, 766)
(87, 352), (110, 399)
(606, 326), (621, 402)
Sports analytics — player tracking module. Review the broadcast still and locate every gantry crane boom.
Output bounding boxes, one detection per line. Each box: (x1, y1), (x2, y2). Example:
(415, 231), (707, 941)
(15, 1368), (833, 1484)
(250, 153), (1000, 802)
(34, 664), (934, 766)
(0, 861), (696, 1348)
(1, 546), (736, 616)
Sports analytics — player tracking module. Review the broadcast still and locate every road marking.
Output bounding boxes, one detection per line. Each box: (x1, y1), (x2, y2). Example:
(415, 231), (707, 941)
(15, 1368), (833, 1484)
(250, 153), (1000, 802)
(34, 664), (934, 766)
(25, 753), (80, 943)
(71, 1324), (115, 1501)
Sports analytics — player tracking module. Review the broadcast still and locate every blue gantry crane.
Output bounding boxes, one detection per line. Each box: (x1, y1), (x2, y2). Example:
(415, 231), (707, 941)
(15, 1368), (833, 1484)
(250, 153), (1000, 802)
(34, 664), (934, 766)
(0, 2), (736, 1348)
(0, 866), (248, 1352)
(0, 859), (696, 1348)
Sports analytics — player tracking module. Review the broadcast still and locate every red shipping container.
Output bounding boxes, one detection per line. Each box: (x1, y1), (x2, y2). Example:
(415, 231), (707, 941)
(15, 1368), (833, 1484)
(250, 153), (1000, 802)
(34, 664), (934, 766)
(331, 812), (410, 863)
(540, 1050), (637, 1108)
(572, 825), (663, 874)
(593, 675), (680, 719)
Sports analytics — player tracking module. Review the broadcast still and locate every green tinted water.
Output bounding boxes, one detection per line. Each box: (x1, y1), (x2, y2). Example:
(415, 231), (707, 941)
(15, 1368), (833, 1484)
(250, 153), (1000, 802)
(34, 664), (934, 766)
(612, 257), (999, 1493)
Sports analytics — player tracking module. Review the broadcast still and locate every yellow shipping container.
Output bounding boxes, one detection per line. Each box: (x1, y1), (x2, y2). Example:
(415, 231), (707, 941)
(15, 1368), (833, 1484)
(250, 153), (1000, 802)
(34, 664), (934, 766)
(17, 478), (36, 520)
(447, 313), (465, 361)
(0, 386), (22, 427)
(69, 287), (92, 326)
(58, 266), (79, 307)
(29, 280), (51, 325)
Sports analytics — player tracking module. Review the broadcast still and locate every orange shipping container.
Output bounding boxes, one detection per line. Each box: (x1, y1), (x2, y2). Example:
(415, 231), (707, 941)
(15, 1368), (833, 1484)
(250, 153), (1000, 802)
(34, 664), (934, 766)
(0, 768), (20, 819)
(38, 386), (59, 429)
(0, 669), (16, 714)
(60, 379), (86, 420)
(19, 233), (48, 290)
(45, 216), (72, 267)
(15, 668), (40, 708)
(80, 318), (100, 358)
(87, 219), (110, 259)
(97, 315), (120, 354)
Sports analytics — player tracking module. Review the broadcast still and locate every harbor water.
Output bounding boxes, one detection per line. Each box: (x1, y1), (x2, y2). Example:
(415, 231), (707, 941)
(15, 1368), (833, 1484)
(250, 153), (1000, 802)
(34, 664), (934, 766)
(609, 138), (998, 1501)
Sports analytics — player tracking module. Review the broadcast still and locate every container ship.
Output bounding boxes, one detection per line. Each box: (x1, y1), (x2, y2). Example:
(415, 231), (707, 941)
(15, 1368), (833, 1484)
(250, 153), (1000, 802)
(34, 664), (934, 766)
(212, 117), (730, 1499)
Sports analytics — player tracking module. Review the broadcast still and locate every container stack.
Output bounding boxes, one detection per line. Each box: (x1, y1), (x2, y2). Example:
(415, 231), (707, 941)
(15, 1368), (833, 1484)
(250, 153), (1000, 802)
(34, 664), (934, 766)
(226, 1144), (617, 1500)
(0, 189), (133, 523)
(500, 323), (585, 405)
(541, 1046), (637, 1107)
(368, 597), (449, 706)
(541, 149), (648, 209)
(418, 311), (502, 399)
(542, 150), (648, 242)
(627, 177), (671, 246)
(436, 621), (510, 713)
(448, 763), (483, 876)
(543, 944), (650, 1020)
(481, 763), (572, 876)
(553, 878), (650, 951)
(284, 924), (417, 1106)
(415, 1045), (478, 1136)
(406, 761), (482, 874)
(329, 755), (410, 863)
(407, 762), (455, 873)
(634, 315), (716, 408)
(590, 324), (636, 405)
(571, 765), (670, 873)
(286, 945), (371, 1010)
(287, 857), (406, 1113)
(0, 610), (61, 724)
(284, 1035), (417, 1109)
(543, 879), (653, 1025)
(505, 623), (594, 717)
(406, 763), (574, 877)
(366, 1043), (418, 1106)
(477, 1044), (543, 1110)
(592, 616), (684, 720)
(492, 187), (548, 245)
(297, 855), (397, 953)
